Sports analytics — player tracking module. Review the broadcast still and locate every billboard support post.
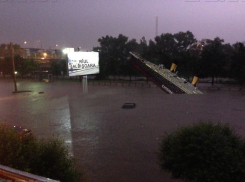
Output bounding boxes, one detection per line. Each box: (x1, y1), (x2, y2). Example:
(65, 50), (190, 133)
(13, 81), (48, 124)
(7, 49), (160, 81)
(83, 75), (88, 93)
(66, 51), (99, 93)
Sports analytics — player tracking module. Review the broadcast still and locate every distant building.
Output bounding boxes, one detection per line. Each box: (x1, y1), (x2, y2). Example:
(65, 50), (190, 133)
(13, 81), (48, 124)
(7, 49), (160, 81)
(0, 43), (66, 60)
(23, 48), (65, 59)
(0, 43), (25, 59)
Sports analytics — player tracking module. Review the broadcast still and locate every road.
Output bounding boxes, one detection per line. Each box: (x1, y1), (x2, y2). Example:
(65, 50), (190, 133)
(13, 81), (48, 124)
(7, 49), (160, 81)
(0, 79), (245, 182)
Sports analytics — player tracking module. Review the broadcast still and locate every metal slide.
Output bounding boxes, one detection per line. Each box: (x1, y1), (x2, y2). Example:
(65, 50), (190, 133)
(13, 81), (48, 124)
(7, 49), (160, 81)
(129, 52), (203, 94)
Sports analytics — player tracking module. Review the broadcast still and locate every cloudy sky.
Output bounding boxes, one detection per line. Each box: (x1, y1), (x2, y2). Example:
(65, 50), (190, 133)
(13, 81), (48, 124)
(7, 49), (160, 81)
(1, 0), (245, 51)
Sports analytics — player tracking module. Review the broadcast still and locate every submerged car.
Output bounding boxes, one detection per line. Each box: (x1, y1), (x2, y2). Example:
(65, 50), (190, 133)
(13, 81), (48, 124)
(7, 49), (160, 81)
(0, 123), (32, 138)
(12, 126), (32, 138)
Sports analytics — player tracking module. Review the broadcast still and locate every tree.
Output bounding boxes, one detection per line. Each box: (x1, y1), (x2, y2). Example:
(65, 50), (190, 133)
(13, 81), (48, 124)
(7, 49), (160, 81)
(0, 57), (12, 76)
(174, 31), (196, 52)
(138, 37), (148, 57)
(107, 56), (120, 81)
(200, 37), (230, 85)
(29, 138), (82, 182)
(49, 60), (67, 78)
(148, 31), (196, 72)
(159, 122), (245, 182)
(0, 124), (83, 182)
(94, 34), (139, 79)
(50, 61), (61, 78)
(153, 33), (176, 67)
(94, 35), (118, 79)
(59, 59), (67, 76)
(14, 55), (39, 77)
(120, 61), (138, 81)
(177, 50), (198, 80)
(173, 31), (197, 78)
(230, 42), (245, 89)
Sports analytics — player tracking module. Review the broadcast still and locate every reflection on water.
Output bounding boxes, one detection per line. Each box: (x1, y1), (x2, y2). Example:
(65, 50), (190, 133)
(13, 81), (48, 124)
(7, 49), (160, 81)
(68, 84), (245, 182)
(0, 80), (244, 182)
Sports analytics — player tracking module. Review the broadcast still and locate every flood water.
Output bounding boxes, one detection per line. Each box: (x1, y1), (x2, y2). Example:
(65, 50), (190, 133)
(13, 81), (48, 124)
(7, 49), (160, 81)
(0, 79), (245, 182)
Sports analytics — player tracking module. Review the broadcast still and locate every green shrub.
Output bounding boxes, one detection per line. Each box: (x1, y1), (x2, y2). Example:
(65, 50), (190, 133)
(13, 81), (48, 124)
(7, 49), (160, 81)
(30, 137), (83, 182)
(0, 124), (83, 182)
(158, 122), (245, 182)
(0, 124), (25, 168)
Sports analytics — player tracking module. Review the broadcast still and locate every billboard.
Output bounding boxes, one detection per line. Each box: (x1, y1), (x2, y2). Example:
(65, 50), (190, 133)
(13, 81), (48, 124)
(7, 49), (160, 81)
(63, 48), (75, 54)
(67, 52), (99, 76)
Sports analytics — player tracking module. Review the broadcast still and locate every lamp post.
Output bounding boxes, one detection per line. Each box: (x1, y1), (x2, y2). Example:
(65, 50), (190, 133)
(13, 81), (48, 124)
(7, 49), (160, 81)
(10, 42), (17, 92)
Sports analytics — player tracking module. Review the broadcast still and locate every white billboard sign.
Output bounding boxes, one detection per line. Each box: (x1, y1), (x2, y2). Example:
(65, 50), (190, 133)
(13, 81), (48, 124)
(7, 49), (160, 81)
(67, 52), (99, 76)
(63, 47), (75, 54)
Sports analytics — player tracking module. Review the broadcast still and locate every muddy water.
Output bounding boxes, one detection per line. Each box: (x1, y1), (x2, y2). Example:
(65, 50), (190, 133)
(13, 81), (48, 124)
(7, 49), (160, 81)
(0, 80), (245, 182)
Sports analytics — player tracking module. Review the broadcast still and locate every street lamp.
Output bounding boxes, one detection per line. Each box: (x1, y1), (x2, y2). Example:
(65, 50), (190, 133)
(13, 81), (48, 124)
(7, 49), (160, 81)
(10, 42), (17, 92)
(42, 52), (47, 59)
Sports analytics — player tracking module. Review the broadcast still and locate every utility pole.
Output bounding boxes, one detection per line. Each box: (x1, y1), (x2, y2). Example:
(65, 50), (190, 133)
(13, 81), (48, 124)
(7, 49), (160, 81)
(10, 42), (17, 92)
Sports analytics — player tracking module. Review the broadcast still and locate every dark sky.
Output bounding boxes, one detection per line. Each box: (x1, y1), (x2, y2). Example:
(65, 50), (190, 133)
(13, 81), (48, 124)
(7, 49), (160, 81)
(1, 0), (245, 51)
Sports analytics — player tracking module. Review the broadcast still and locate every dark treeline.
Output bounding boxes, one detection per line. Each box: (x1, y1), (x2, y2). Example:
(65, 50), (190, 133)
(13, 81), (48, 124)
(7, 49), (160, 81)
(93, 31), (245, 88)
(1, 31), (245, 88)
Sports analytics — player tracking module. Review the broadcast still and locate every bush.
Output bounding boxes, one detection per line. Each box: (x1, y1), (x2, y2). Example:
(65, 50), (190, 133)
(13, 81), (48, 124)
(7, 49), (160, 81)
(158, 122), (245, 182)
(0, 124), (83, 182)
(30, 137), (82, 182)
(0, 124), (29, 169)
